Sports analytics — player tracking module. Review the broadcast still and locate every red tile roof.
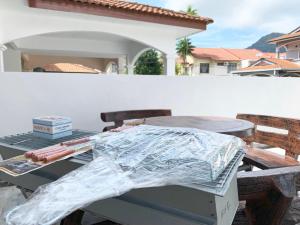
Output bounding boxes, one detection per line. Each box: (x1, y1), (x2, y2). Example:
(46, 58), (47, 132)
(43, 63), (99, 73)
(269, 32), (300, 44)
(237, 58), (300, 72)
(192, 48), (275, 61)
(269, 27), (300, 44)
(267, 58), (300, 69)
(74, 0), (212, 22)
(28, 0), (213, 29)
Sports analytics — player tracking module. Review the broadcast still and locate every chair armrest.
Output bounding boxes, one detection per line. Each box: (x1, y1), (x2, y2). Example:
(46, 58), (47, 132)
(238, 166), (300, 200)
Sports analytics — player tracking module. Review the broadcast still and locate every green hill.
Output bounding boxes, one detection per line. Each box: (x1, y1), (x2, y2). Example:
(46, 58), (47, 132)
(247, 33), (285, 53)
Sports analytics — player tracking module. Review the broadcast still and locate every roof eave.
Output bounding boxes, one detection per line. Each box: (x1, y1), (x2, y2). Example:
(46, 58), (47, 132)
(192, 54), (239, 62)
(268, 35), (300, 44)
(285, 68), (300, 71)
(28, 0), (212, 30)
(233, 68), (281, 73)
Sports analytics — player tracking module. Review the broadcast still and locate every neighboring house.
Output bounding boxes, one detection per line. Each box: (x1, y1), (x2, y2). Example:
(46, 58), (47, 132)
(234, 27), (300, 76)
(22, 54), (117, 74)
(234, 58), (300, 76)
(41, 63), (100, 74)
(0, 0), (213, 76)
(180, 48), (276, 76)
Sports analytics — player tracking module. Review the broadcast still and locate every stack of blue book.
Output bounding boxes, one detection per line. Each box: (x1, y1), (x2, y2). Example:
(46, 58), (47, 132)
(33, 116), (72, 139)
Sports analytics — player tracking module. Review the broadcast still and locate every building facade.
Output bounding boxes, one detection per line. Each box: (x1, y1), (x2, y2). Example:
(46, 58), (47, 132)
(0, 0), (213, 75)
(179, 48), (276, 76)
(234, 27), (300, 76)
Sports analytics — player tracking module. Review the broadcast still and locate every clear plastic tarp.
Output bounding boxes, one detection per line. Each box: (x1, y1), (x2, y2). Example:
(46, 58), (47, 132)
(5, 125), (245, 225)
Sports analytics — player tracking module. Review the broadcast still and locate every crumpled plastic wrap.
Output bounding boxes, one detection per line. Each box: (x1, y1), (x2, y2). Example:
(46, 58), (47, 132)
(6, 125), (245, 225)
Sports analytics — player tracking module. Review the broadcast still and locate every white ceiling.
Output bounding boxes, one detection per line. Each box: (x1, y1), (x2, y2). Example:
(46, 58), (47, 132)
(39, 31), (130, 43)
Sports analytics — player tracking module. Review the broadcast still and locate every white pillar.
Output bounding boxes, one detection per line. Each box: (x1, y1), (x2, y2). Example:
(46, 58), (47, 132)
(0, 45), (7, 72)
(127, 65), (134, 75)
(166, 54), (176, 76)
(118, 56), (127, 74)
(163, 55), (167, 75)
(275, 47), (280, 59)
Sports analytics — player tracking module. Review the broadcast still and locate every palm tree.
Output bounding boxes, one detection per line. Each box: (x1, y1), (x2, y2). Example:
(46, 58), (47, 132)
(186, 5), (198, 16)
(176, 37), (195, 75)
(176, 5), (198, 75)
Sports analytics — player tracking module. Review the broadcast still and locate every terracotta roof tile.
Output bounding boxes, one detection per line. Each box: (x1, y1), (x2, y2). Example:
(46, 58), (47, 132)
(28, 0), (213, 29)
(43, 63), (99, 73)
(192, 48), (239, 61)
(238, 64), (279, 72)
(71, 0), (212, 22)
(237, 58), (300, 72)
(192, 48), (275, 61)
(226, 49), (272, 60)
(267, 58), (300, 69)
(269, 30), (300, 44)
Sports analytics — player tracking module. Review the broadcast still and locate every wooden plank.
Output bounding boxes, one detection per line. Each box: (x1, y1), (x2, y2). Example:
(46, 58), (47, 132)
(237, 114), (300, 133)
(244, 147), (299, 169)
(288, 132), (300, 157)
(237, 114), (300, 163)
(101, 109), (171, 131)
(101, 110), (172, 122)
(235, 166), (300, 225)
(237, 114), (291, 130)
(254, 130), (288, 150)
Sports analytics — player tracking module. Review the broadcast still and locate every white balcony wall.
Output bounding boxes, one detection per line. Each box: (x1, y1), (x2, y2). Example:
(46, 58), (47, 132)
(0, 73), (300, 136)
(286, 41), (300, 60)
(287, 50), (300, 60)
(3, 47), (22, 72)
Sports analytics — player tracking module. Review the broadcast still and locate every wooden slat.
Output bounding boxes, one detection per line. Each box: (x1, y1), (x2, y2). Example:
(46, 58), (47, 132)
(237, 114), (300, 131)
(101, 109), (172, 131)
(237, 114), (300, 160)
(244, 147), (299, 169)
(101, 109), (171, 122)
(237, 114), (291, 130)
(255, 130), (289, 150)
(289, 132), (300, 156)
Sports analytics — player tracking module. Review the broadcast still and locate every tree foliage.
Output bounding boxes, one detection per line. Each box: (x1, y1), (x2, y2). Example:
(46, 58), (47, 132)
(186, 5), (198, 16)
(176, 38), (195, 74)
(175, 5), (198, 75)
(134, 49), (163, 75)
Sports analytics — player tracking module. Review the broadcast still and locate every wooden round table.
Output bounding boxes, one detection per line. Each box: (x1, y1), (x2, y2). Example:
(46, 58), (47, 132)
(144, 116), (254, 138)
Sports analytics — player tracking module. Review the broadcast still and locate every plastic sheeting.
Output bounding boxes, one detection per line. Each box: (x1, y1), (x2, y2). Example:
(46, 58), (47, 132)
(6, 125), (245, 225)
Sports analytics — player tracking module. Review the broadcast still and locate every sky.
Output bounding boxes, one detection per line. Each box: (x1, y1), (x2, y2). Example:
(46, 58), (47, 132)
(135, 0), (300, 49)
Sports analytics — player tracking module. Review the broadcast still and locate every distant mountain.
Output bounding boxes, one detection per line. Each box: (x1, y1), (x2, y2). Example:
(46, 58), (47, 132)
(247, 33), (285, 53)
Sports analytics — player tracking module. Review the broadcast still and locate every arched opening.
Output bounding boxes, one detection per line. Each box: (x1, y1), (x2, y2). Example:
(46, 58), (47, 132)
(1, 31), (164, 74)
(129, 48), (167, 75)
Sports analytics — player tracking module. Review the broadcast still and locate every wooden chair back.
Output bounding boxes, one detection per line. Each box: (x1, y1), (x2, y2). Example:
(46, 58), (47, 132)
(237, 114), (300, 159)
(234, 165), (300, 225)
(101, 109), (172, 131)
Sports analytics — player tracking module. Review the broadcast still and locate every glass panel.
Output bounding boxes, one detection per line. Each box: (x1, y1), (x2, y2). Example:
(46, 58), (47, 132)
(227, 63), (237, 73)
(200, 63), (210, 73)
